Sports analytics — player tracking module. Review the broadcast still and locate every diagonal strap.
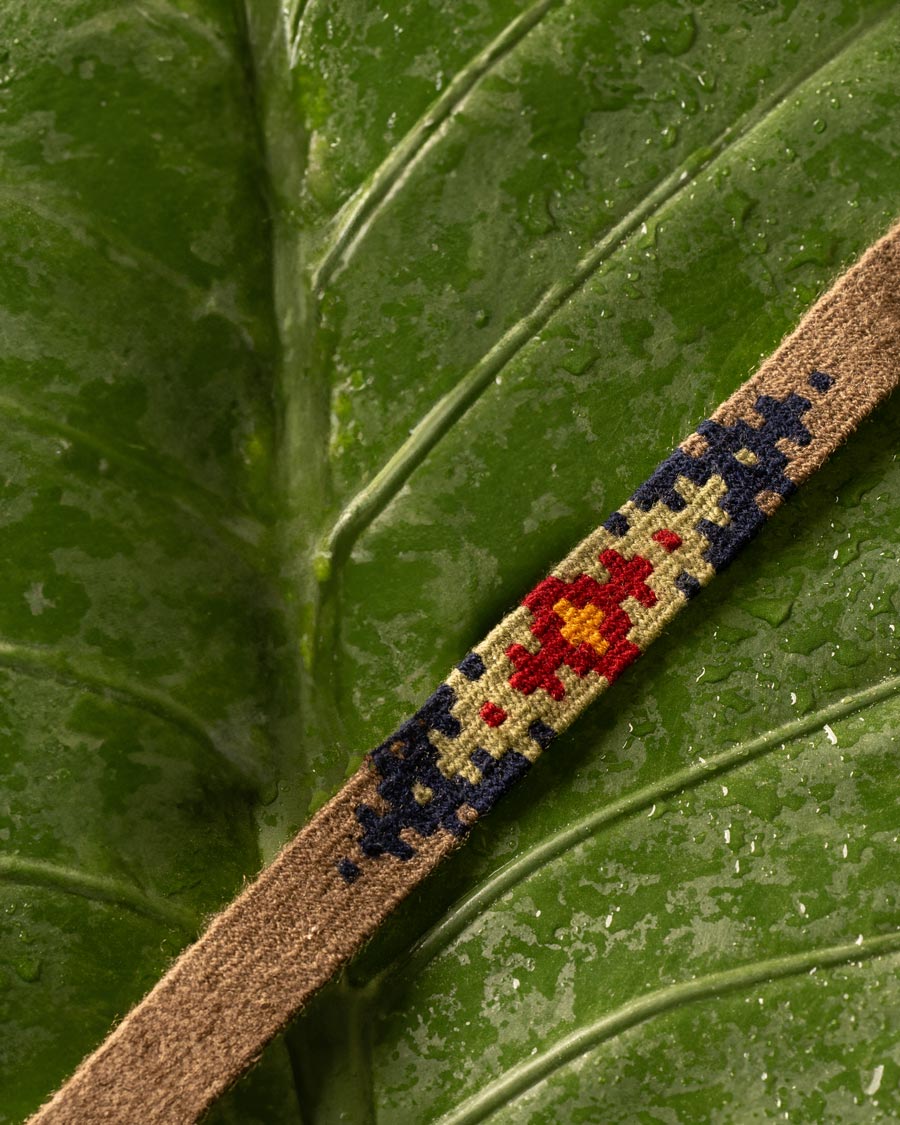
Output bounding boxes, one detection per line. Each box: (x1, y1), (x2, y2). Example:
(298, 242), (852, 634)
(32, 222), (900, 1124)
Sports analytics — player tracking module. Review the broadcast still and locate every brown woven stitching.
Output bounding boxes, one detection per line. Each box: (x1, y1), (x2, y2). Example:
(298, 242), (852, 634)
(712, 225), (900, 485)
(33, 765), (461, 1123)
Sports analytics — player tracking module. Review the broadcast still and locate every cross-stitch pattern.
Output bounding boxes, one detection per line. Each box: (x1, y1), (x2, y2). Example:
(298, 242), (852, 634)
(342, 375), (829, 874)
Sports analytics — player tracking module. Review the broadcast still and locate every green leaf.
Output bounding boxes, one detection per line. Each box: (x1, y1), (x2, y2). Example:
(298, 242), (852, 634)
(2, 0), (899, 1122)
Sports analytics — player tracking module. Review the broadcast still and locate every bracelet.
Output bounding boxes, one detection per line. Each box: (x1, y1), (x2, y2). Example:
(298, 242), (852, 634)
(33, 222), (900, 1125)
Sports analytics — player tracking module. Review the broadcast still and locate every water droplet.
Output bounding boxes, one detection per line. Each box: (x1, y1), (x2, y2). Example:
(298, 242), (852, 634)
(750, 232), (769, 254)
(785, 231), (837, 272)
(722, 189), (757, 228)
(696, 663), (731, 685)
(661, 124), (679, 150)
(833, 639), (867, 669)
(519, 191), (555, 236)
(865, 1065), (884, 1096)
(14, 957), (41, 983)
(641, 13), (697, 57)
(813, 118), (827, 134)
(741, 596), (793, 627)
(560, 344), (597, 376)
(684, 144), (715, 176)
(257, 780), (280, 807)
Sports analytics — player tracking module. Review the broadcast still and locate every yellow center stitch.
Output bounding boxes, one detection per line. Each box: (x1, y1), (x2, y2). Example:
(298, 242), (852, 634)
(412, 782), (433, 805)
(734, 447), (758, 465)
(553, 597), (609, 656)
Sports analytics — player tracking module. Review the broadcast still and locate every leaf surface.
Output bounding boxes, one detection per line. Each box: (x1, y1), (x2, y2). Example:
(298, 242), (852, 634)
(2, 0), (899, 1121)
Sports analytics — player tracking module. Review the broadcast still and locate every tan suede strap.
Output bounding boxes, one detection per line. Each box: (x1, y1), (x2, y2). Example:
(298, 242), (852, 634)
(32, 223), (900, 1124)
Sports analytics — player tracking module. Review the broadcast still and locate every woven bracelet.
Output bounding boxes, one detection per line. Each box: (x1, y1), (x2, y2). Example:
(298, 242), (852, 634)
(33, 223), (900, 1124)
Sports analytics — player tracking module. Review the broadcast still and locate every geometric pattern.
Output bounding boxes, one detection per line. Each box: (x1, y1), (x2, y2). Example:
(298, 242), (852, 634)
(340, 377), (830, 877)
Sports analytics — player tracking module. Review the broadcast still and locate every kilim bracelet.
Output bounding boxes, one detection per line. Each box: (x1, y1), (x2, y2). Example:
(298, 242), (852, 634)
(34, 223), (900, 1124)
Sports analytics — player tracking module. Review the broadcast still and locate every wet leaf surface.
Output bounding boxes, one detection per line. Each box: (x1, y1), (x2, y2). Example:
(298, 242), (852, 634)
(2, 0), (898, 1120)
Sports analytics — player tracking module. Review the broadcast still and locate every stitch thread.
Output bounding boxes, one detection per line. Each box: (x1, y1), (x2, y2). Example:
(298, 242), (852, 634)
(344, 381), (826, 869)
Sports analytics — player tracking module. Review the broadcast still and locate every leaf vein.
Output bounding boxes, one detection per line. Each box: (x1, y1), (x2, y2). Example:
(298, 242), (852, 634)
(0, 394), (260, 557)
(321, 7), (897, 569)
(0, 856), (199, 933)
(309, 0), (561, 291)
(395, 673), (900, 977)
(58, 0), (230, 59)
(0, 640), (234, 775)
(437, 930), (900, 1125)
